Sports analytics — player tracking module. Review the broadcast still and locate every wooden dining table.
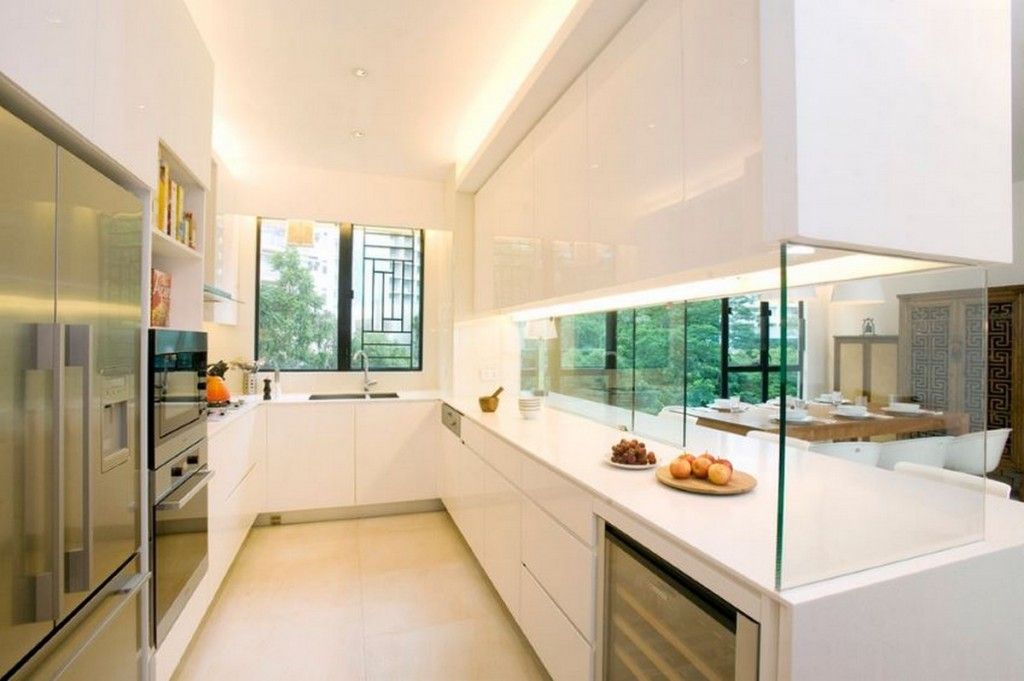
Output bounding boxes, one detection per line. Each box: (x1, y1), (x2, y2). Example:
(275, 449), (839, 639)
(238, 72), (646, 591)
(690, 404), (970, 442)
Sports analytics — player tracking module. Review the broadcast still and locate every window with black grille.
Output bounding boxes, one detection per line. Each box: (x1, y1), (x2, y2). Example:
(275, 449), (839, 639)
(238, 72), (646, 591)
(255, 219), (423, 371)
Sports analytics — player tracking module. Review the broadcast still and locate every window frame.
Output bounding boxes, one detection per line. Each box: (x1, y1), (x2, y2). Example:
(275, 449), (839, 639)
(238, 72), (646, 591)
(254, 217), (425, 372)
(719, 298), (804, 402)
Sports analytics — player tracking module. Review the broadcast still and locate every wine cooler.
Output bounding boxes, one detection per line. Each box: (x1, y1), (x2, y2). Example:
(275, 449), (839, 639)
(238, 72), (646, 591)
(602, 527), (759, 680)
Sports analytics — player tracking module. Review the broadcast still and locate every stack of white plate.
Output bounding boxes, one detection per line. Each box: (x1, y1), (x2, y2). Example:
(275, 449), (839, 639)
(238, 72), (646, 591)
(518, 395), (542, 420)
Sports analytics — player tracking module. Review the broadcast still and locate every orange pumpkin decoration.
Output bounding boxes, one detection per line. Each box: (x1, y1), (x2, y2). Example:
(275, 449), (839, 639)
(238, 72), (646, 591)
(207, 375), (230, 404)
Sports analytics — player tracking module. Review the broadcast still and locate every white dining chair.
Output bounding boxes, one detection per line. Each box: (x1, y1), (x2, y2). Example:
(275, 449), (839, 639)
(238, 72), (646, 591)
(876, 436), (951, 470)
(943, 428), (1011, 475)
(746, 430), (811, 449)
(808, 441), (881, 467)
(894, 462), (1012, 498)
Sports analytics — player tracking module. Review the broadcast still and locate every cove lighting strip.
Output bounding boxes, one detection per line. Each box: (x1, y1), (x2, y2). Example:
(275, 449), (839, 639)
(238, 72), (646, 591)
(509, 253), (952, 322)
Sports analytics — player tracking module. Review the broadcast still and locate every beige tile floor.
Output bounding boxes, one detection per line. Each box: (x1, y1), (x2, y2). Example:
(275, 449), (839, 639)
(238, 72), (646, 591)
(173, 512), (549, 681)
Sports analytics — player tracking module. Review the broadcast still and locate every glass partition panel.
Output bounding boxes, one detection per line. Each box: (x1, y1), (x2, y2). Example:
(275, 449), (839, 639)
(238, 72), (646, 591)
(632, 303), (686, 446)
(777, 246), (987, 589)
(517, 243), (989, 592)
(526, 309), (636, 430)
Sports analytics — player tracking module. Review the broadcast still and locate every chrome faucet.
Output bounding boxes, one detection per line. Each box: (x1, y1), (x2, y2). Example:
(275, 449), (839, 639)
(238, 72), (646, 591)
(352, 350), (378, 395)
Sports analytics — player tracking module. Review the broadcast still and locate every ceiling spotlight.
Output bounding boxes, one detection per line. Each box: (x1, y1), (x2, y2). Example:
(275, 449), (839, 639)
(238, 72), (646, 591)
(786, 244), (816, 256)
(350, 129), (366, 139)
(352, 67), (369, 78)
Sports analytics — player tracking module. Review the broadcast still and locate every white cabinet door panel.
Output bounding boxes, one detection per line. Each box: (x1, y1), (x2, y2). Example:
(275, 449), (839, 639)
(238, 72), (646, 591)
(462, 417), (522, 487)
(533, 74), (594, 299)
(521, 455), (595, 546)
(354, 401), (440, 505)
(520, 566), (593, 681)
(266, 403), (355, 512)
(484, 466), (522, 622)
(522, 499), (595, 641)
(587, 0), (685, 286)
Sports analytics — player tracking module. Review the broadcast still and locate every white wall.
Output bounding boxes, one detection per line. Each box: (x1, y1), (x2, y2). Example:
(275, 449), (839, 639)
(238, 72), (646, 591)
(218, 162), (446, 231)
(203, 216), (453, 395)
(452, 315), (522, 400)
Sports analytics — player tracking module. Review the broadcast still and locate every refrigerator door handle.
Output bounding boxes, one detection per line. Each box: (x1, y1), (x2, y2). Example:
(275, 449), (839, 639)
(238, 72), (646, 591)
(64, 324), (92, 594)
(30, 322), (64, 624)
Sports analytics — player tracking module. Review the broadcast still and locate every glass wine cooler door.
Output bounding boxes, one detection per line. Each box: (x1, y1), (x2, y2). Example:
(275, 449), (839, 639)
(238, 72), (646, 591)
(603, 528), (759, 681)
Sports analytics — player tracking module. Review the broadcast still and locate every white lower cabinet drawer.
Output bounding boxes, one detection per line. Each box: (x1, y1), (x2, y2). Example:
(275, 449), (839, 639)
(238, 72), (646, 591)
(521, 455), (594, 546)
(522, 498), (596, 642)
(520, 566), (593, 681)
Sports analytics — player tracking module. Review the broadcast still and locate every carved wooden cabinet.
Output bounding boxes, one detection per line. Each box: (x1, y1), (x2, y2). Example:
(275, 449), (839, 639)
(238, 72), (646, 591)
(833, 335), (899, 403)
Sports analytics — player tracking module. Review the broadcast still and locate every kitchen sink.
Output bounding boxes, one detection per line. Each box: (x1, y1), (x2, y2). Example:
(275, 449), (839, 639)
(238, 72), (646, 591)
(307, 392), (400, 400)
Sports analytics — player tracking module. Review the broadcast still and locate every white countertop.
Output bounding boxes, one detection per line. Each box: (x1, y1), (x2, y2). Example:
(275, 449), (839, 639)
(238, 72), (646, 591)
(205, 391), (1024, 605)
(443, 396), (1024, 606)
(205, 391), (443, 437)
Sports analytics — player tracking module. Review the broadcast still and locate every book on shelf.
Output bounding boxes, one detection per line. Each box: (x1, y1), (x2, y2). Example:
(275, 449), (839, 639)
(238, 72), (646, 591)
(157, 163), (169, 234)
(150, 268), (172, 327)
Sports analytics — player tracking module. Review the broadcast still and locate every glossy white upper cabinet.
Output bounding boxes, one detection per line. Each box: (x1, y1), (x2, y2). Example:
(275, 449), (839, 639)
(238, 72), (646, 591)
(0, 0), (213, 187)
(587, 0), (684, 285)
(492, 136), (542, 309)
(677, 0), (762, 268)
(472, 0), (764, 314)
(0, 1), (97, 135)
(473, 179), (499, 312)
(533, 75), (595, 299)
(354, 401), (440, 505)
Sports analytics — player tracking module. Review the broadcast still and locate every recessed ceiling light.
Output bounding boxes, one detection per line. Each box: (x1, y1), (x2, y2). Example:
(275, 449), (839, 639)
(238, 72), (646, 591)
(352, 67), (369, 78)
(350, 129), (366, 139)
(787, 244), (816, 255)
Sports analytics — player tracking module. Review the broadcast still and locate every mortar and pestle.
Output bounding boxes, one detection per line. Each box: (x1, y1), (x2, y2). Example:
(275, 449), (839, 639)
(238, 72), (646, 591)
(479, 387), (504, 412)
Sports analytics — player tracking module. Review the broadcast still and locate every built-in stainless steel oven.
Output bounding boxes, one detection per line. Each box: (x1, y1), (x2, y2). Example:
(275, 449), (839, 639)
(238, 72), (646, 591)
(148, 328), (210, 646)
(149, 329), (207, 469)
(150, 438), (213, 646)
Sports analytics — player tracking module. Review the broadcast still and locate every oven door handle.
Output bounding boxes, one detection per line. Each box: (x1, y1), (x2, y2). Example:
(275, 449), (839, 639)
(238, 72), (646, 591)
(156, 469), (214, 511)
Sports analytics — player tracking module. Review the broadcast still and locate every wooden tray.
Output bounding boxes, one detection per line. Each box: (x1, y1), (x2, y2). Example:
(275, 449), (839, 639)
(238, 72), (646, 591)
(655, 465), (757, 496)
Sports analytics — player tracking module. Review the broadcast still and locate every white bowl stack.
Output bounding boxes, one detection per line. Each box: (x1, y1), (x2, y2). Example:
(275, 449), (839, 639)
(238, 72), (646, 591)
(518, 395), (542, 420)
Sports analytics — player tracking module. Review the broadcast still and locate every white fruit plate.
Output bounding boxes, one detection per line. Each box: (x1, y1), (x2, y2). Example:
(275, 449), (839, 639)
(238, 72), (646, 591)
(607, 459), (658, 470)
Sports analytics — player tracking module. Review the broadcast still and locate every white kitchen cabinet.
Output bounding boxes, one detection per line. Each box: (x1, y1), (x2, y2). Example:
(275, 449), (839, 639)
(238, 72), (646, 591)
(440, 424), (461, 517)
(461, 418), (521, 487)
(482, 465), (522, 622)
(521, 455), (595, 547)
(0, 0), (213, 188)
(587, 0), (684, 286)
(265, 403), (355, 512)
(456, 436), (488, 560)
(521, 498), (595, 641)
(473, 176), (499, 312)
(0, 1), (98, 139)
(480, 134), (543, 310)
(532, 74), (596, 298)
(354, 401), (440, 505)
(519, 566), (593, 681)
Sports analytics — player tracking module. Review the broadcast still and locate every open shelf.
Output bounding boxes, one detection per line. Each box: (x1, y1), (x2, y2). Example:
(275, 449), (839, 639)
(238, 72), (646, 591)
(149, 141), (206, 332)
(153, 228), (201, 261)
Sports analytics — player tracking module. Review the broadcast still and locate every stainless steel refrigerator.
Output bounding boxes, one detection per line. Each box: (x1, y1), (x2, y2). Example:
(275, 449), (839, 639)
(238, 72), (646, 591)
(1, 103), (146, 679)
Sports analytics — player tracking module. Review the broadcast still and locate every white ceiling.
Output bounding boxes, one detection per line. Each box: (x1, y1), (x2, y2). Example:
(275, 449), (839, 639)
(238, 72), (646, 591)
(184, 0), (576, 182)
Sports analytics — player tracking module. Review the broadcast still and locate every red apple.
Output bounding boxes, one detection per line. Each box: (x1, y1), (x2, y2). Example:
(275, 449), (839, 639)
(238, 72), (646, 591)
(669, 458), (691, 479)
(691, 457), (711, 479)
(708, 463), (732, 485)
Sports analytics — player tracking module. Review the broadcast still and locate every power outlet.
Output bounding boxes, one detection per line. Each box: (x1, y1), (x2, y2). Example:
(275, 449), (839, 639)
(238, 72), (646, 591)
(479, 367), (498, 381)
